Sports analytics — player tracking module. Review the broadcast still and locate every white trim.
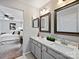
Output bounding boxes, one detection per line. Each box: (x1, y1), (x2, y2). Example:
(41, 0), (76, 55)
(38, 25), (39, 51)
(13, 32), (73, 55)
(23, 51), (31, 55)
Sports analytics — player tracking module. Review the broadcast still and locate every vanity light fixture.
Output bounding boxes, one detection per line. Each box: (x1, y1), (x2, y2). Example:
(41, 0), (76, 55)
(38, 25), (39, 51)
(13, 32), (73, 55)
(58, 0), (66, 4)
(42, 8), (46, 12)
(40, 8), (50, 15)
(40, 8), (46, 14)
(63, 0), (66, 1)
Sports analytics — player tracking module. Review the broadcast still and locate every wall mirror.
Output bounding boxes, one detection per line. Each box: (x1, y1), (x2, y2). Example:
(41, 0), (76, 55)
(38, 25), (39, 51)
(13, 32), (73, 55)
(32, 18), (39, 28)
(40, 12), (51, 33)
(54, 1), (79, 36)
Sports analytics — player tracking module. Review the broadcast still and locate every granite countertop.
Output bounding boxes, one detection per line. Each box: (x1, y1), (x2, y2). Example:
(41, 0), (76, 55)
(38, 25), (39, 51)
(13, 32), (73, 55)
(30, 36), (79, 59)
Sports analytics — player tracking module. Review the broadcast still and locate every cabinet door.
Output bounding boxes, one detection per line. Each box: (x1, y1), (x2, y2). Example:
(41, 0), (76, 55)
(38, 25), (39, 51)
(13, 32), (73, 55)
(35, 44), (41, 59)
(42, 51), (55, 59)
(47, 48), (66, 59)
(31, 40), (41, 59)
(31, 42), (35, 55)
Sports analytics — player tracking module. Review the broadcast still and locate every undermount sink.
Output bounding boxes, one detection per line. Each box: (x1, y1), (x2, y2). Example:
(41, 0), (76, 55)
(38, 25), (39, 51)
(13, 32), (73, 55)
(50, 43), (74, 52)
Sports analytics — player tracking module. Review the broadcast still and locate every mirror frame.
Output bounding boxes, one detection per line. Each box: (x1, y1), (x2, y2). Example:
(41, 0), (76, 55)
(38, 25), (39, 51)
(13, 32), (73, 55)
(39, 12), (51, 33)
(54, 1), (79, 36)
(32, 18), (39, 28)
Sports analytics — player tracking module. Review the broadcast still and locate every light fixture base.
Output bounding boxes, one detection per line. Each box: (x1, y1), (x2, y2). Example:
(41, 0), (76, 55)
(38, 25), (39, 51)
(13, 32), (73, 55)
(63, 0), (66, 1)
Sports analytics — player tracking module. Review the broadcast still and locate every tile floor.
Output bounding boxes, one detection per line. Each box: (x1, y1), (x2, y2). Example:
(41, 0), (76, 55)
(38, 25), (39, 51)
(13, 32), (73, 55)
(16, 53), (36, 59)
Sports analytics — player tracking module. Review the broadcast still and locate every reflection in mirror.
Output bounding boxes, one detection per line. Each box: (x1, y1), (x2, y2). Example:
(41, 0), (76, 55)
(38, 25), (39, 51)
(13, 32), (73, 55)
(57, 5), (77, 32)
(32, 18), (39, 28)
(41, 16), (49, 30)
(40, 12), (51, 33)
(54, 1), (79, 36)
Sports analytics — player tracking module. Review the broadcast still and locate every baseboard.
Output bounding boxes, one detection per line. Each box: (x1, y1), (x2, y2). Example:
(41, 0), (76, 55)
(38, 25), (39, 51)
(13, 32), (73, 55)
(23, 51), (31, 55)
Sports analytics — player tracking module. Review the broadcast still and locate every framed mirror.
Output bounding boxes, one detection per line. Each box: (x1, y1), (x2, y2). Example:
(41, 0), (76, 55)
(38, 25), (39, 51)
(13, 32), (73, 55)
(40, 12), (51, 33)
(32, 18), (39, 28)
(54, 1), (79, 36)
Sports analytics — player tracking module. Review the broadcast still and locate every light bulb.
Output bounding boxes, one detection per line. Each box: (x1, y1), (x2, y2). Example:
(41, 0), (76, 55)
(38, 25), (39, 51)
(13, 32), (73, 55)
(58, 0), (64, 4)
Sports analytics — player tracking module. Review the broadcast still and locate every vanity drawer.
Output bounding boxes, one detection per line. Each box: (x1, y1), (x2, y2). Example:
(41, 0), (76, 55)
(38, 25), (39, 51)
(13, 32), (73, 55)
(42, 45), (47, 51)
(47, 48), (66, 59)
(33, 40), (37, 45)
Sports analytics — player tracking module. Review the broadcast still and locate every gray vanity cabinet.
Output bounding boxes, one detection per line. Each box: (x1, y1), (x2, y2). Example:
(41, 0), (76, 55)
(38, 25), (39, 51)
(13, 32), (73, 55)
(47, 48), (67, 59)
(42, 45), (67, 59)
(31, 40), (35, 55)
(30, 38), (72, 59)
(42, 45), (56, 59)
(31, 39), (41, 59)
(35, 44), (41, 59)
(42, 51), (56, 59)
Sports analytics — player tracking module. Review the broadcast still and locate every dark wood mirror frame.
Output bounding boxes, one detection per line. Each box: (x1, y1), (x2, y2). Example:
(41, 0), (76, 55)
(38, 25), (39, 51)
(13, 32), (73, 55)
(39, 12), (51, 33)
(32, 18), (39, 28)
(54, 0), (79, 36)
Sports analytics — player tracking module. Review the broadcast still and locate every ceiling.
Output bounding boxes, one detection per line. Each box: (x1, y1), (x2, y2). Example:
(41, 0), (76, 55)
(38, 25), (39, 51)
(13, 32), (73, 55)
(19, 0), (51, 8)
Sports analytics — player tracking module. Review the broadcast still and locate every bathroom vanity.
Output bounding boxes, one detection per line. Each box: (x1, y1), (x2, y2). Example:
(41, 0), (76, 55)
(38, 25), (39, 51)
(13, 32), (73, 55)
(30, 37), (79, 59)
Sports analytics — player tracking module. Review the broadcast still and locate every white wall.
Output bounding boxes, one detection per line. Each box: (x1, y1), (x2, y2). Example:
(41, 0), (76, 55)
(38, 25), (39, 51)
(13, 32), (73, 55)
(0, 0), (39, 53)
(39, 0), (79, 43)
